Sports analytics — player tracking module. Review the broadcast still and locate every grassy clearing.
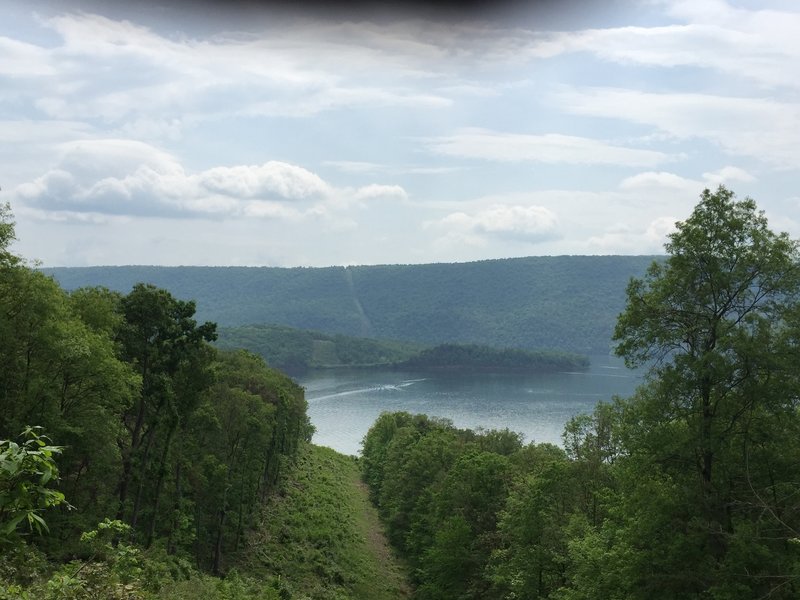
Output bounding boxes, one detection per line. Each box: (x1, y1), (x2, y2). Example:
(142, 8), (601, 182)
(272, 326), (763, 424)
(239, 444), (410, 600)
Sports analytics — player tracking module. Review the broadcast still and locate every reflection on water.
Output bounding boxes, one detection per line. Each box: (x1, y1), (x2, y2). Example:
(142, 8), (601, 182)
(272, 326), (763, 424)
(298, 354), (643, 456)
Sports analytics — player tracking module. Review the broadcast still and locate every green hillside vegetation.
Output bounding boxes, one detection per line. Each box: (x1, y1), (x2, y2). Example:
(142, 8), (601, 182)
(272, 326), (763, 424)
(361, 188), (800, 599)
(1, 203), (366, 599)
(215, 324), (423, 373)
(240, 444), (409, 600)
(44, 255), (658, 354)
(399, 343), (589, 372)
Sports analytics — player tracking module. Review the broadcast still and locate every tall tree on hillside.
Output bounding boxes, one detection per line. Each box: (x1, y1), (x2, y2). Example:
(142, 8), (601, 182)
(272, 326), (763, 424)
(610, 186), (800, 596)
(115, 283), (217, 538)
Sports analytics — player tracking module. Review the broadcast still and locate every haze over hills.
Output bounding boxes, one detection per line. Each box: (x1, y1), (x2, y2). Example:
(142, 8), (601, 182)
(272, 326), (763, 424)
(44, 255), (659, 354)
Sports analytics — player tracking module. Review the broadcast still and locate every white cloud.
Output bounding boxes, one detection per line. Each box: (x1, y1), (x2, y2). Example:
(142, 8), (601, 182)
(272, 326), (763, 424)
(11, 139), (400, 221)
(701, 166), (755, 185)
(353, 184), (408, 202)
(7, 12), (477, 126)
(56, 139), (183, 179)
(197, 163), (330, 200)
(619, 171), (698, 192)
(553, 87), (800, 168)
(619, 165), (756, 193)
(429, 204), (560, 244)
(427, 128), (674, 167)
(585, 216), (678, 254)
(525, 1), (800, 91)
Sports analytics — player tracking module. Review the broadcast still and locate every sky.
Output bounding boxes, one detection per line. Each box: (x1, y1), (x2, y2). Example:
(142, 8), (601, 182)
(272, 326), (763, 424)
(2, 0), (799, 267)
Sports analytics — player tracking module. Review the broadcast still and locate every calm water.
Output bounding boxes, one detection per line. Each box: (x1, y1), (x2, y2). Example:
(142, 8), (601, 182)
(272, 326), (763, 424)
(299, 354), (643, 456)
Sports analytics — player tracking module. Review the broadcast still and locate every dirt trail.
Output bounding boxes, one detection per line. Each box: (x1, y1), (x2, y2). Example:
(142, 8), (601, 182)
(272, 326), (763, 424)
(349, 471), (412, 598)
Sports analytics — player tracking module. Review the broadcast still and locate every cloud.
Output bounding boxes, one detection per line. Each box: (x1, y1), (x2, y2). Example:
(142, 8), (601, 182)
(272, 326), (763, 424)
(619, 165), (756, 193)
(10, 12), (477, 126)
(525, 1), (800, 91)
(429, 204), (560, 244)
(585, 216), (678, 254)
(197, 163), (330, 200)
(12, 139), (402, 221)
(57, 139), (183, 179)
(619, 171), (698, 192)
(426, 128), (675, 167)
(701, 166), (755, 185)
(353, 184), (408, 202)
(553, 87), (800, 168)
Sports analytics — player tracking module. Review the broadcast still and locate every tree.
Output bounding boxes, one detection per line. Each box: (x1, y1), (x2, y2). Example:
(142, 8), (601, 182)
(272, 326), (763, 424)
(611, 186), (800, 596)
(115, 283), (217, 537)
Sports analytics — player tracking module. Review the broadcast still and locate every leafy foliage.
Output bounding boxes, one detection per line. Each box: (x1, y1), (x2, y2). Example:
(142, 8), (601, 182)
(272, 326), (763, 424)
(0, 428), (67, 542)
(363, 188), (800, 599)
(0, 207), (316, 596)
(607, 186), (800, 597)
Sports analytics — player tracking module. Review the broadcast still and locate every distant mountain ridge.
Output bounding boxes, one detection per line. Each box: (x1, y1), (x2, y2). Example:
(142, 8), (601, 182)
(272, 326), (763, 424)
(43, 255), (660, 354)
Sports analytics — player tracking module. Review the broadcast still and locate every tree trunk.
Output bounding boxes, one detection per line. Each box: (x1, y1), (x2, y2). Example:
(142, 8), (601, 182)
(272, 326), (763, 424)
(211, 486), (228, 575)
(166, 459), (182, 555)
(130, 416), (160, 529)
(146, 420), (177, 548)
(117, 357), (150, 520)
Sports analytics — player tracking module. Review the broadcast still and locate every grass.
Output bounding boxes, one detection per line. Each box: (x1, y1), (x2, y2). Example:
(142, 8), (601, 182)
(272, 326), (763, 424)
(238, 444), (410, 600)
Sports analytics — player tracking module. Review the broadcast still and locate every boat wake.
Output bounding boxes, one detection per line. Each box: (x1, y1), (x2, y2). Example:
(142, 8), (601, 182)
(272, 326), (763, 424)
(309, 378), (425, 402)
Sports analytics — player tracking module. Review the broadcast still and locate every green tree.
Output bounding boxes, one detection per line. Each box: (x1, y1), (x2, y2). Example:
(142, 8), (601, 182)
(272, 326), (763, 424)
(610, 186), (800, 596)
(489, 446), (581, 599)
(614, 186), (799, 490)
(175, 350), (310, 571)
(115, 283), (217, 539)
(418, 450), (512, 599)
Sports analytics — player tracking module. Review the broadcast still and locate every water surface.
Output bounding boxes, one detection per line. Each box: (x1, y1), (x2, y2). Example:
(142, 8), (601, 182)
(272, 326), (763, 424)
(299, 354), (642, 456)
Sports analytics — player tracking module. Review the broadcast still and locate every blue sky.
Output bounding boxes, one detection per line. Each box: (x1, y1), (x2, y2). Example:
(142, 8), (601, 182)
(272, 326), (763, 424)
(2, 0), (799, 266)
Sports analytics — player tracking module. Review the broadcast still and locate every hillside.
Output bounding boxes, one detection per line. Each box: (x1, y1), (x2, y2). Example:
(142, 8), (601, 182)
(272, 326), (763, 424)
(239, 444), (410, 600)
(44, 255), (658, 354)
(216, 324), (424, 373)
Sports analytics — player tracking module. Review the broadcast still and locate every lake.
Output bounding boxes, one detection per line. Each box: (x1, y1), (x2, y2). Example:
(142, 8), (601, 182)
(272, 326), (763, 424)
(298, 354), (643, 456)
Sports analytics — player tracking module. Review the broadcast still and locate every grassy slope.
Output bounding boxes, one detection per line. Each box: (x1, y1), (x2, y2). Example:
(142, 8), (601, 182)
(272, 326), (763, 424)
(239, 444), (410, 600)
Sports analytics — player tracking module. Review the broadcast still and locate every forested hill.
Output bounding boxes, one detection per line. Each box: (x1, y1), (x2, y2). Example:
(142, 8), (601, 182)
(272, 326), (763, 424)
(44, 255), (658, 354)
